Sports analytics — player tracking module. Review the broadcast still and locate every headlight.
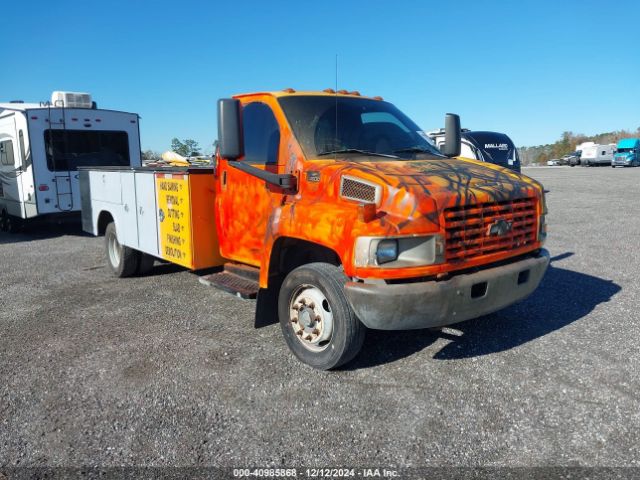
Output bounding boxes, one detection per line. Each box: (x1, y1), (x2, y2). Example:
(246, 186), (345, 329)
(376, 239), (398, 265)
(354, 235), (445, 268)
(538, 214), (547, 243)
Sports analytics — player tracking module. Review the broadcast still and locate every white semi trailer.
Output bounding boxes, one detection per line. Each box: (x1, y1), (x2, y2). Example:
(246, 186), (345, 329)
(0, 91), (141, 231)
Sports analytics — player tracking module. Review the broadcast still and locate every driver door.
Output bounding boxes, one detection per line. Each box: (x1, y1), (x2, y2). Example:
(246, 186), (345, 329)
(216, 100), (283, 266)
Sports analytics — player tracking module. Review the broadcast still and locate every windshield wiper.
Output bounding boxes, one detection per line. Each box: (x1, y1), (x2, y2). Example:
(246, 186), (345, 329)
(317, 148), (399, 159)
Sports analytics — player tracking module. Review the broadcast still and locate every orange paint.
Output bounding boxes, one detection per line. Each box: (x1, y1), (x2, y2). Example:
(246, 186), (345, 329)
(214, 91), (546, 288)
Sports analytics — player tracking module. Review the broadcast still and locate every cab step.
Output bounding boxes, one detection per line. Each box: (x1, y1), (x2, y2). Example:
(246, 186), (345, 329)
(198, 263), (259, 299)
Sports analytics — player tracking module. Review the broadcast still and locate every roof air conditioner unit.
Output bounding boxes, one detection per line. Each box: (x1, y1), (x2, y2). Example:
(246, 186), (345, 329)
(51, 91), (92, 109)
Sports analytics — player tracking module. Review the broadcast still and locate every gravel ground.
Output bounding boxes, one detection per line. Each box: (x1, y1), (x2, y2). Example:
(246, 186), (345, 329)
(0, 166), (639, 470)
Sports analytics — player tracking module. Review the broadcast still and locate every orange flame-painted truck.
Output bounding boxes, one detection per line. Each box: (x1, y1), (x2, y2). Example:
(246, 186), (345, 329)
(79, 89), (549, 370)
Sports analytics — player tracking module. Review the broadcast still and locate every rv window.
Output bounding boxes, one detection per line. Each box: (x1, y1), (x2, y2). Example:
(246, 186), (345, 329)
(0, 140), (15, 166)
(44, 130), (130, 171)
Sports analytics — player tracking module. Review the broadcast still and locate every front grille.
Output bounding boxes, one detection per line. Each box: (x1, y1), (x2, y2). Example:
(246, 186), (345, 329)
(444, 197), (537, 262)
(340, 176), (378, 203)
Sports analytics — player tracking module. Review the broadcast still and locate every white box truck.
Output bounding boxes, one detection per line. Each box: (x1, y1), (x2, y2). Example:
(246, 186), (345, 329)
(0, 91), (141, 231)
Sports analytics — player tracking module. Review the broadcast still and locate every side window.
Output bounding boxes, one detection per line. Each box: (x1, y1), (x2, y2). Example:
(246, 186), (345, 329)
(242, 102), (280, 164)
(0, 140), (15, 166)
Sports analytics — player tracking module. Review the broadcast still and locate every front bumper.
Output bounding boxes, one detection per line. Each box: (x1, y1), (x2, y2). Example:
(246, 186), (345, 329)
(612, 158), (633, 166)
(344, 249), (550, 330)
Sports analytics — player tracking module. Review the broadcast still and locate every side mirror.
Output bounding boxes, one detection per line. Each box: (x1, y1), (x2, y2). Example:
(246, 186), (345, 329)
(442, 113), (461, 157)
(217, 98), (244, 160)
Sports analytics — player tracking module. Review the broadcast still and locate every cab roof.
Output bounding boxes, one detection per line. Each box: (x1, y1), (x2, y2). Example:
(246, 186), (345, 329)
(234, 89), (384, 101)
(617, 138), (640, 148)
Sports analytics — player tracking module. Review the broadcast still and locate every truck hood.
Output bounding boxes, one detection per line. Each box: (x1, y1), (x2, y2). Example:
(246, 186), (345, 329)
(315, 157), (543, 233)
(354, 157), (538, 203)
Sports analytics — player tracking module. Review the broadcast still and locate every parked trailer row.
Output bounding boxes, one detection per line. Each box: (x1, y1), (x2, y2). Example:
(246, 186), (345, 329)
(558, 139), (640, 168)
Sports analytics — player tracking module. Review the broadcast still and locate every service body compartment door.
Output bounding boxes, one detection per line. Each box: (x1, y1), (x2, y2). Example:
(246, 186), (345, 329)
(91, 171), (123, 204)
(155, 170), (224, 269)
(134, 171), (159, 256)
(156, 172), (192, 267)
(118, 171), (139, 248)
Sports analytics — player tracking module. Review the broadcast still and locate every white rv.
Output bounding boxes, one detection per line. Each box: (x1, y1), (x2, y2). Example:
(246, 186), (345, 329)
(427, 128), (521, 172)
(580, 143), (616, 167)
(0, 91), (141, 231)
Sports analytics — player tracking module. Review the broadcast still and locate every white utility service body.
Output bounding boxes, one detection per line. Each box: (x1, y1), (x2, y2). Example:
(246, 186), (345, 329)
(0, 92), (141, 226)
(80, 166), (224, 271)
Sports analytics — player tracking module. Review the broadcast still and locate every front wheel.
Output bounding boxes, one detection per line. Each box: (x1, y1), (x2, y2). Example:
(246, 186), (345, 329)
(278, 262), (366, 370)
(105, 222), (140, 277)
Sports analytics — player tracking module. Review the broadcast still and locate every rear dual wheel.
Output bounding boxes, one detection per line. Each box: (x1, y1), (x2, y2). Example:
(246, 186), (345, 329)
(105, 222), (155, 277)
(278, 262), (366, 370)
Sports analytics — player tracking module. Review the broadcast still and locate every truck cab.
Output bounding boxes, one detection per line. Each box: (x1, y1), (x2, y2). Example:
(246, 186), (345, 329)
(215, 90), (548, 368)
(612, 138), (640, 167)
(83, 89), (549, 370)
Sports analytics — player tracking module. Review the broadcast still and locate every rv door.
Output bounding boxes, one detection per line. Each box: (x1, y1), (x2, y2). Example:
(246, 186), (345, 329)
(0, 115), (25, 218)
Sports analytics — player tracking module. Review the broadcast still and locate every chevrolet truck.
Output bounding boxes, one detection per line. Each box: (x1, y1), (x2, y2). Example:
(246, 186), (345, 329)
(80, 89), (549, 370)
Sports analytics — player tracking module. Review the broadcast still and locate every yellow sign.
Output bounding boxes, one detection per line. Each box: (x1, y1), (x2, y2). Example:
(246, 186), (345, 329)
(156, 173), (193, 268)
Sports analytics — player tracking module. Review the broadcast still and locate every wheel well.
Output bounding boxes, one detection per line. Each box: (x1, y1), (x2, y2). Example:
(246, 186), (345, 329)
(268, 238), (341, 279)
(97, 211), (114, 235)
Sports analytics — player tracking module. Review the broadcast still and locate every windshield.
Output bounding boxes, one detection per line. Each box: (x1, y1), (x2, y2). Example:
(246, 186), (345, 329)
(278, 96), (443, 160)
(617, 147), (634, 153)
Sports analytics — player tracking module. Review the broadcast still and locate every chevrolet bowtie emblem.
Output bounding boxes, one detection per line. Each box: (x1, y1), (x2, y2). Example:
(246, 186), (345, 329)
(487, 219), (512, 236)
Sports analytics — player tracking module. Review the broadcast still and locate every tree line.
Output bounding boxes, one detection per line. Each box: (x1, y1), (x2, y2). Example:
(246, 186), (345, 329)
(519, 128), (640, 165)
(142, 138), (205, 161)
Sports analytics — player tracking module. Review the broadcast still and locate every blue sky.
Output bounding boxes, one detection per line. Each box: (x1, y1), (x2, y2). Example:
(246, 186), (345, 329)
(3, 0), (639, 152)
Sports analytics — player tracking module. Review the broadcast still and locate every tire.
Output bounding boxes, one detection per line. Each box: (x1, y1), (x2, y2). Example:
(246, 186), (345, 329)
(0, 211), (8, 232)
(105, 222), (139, 277)
(278, 262), (366, 370)
(0, 210), (21, 233)
(136, 253), (156, 275)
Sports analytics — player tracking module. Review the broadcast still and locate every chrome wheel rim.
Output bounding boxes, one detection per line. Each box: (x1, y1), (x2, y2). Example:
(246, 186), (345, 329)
(289, 284), (333, 352)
